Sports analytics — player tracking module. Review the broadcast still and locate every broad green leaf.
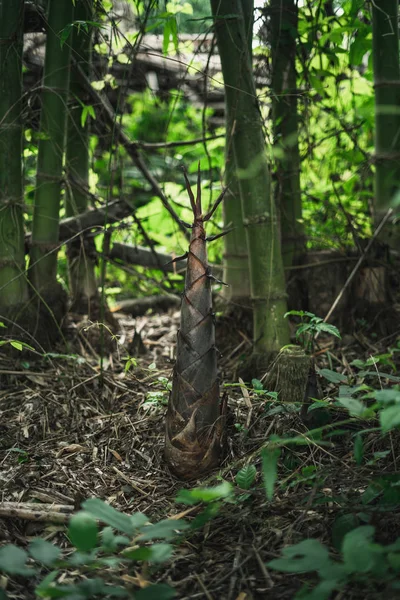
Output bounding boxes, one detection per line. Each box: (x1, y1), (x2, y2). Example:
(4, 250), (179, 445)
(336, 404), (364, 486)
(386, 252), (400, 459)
(318, 369), (347, 384)
(130, 513), (150, 529)
(295, 578), (340, 600)
(123, 543), (173, 563)
(176, 482), (232, 505)
(331, 514), (360, 551)
(268, 539), (331, 573)
(353, 434), (363, 465)
(261, 447), (280, 501)
(138, 519), (189, 541)
(338, 397), (368, 417)
(190, 502), (220, 530)
(373, 389), (400, 404)
(380, 405), (400, 432)
(29, 539), (61, 566)
(342, 526), (376, 573)
(236, 464), (257, 490)
(68, 512), (98, 552)
(135, 584), (175, 600)
(0, 545), (35, 575)
(101, 527), (130, 551)
(82, 498), (134, 535)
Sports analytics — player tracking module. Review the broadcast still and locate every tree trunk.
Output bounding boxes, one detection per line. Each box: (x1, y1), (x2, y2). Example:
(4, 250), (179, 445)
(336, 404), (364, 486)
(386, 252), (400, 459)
(269, 0), (303, 268)
(372, 0), (400, 245)
(29, 0), (73, 322)
(65, 0), (98, 315)
(0, 0), (28, 314)
(165, 171), (226, 480)
(211, 0), (290, 356)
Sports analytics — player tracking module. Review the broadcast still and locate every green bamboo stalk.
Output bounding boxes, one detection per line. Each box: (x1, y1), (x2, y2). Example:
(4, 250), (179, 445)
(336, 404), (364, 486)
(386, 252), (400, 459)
(211, 0), (290, 355)
(0, 0), (28, 311)
(30, 0), (74, 304)
(372, 0), (400, 234)
(65, 0), (98, 313)
(222, 141), (250, 301)
(165, 169), (227, 479)
(222, 0), (252, 302)
(270, 0), (303, 267)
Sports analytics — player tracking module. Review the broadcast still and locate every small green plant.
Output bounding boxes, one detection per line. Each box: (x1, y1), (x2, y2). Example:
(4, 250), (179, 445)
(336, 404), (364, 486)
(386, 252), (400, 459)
(268, 525), (400, 599)
(285, 311), (341, 353)
(0, 487), (232, 600)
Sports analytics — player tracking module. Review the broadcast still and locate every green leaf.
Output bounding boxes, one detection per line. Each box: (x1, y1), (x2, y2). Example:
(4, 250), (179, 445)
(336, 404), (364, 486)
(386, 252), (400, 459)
(101, 527), (130, 551)
(338, 397), (368, 417)
(10, 341), (23, 351)
(190, 502), (220, 530)
(82, 498), (134, 535)
(176, 482), (232, 505)
(138, 519), (189, 541)
(295, 578), (341, 600)
(380, 405), (400, 432)
(123, 543), (173, 563)
(68, 512), (98, 552)
(236, 464), (257, 490)
(252, 378), (263, 391)
(261, 447), (280, 501)
(268, 539), (331, 573)
(331, 514), (360, 551)
(59, 23), (72, 47)
(0, 545), (35, 575)
(373, 389), (400, 404)
(316, 323), (341, 338)
(353, 434), (363, 465)
(0, 591), (8, 600)
(35, 571), (60, 597)
(135, 584), (175, 600)
(29, 539), (61, 566)
(342, 526), (376, 573)
(318, 369), (347, 384)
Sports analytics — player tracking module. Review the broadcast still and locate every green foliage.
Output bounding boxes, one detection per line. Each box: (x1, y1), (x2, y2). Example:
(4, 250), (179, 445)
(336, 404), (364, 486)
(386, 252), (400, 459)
(285, 311), (340, 353)
(235, 464), (257, 490)
(268, 526), (400, 598)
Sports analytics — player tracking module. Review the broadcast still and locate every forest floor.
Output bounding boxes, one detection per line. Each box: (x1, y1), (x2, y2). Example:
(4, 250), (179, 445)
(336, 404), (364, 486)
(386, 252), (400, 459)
(0, 305), (399, 599)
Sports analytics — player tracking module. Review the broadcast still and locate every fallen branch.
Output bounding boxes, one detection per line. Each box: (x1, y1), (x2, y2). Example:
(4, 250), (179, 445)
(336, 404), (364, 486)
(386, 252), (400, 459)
(109, 242), (223, 278)
(112, 293), (181, 316)
(25, 199), (133, 247)
(109, 242), (187, 273)
(0, 502), (74, 523)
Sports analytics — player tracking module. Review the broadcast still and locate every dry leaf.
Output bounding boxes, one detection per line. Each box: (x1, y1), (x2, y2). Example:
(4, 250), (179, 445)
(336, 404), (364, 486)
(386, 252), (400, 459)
(109, 448), (123, 462)
(239, 377), (252, 408)
(56, 444), (89, 457)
